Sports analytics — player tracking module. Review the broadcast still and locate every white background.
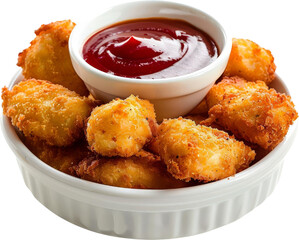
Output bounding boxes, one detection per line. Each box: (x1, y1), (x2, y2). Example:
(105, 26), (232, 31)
(1, 0), (298, 239)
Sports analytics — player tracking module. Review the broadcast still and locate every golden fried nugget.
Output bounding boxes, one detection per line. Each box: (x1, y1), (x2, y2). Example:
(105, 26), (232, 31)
(17, 20), (89, 96)
(23, 137), (90, 175)
(147, 115), (220, 155)
(2, 79), (95, 146)
(86, 95), (156, 157)
(205, 88), (298, 150)
(206, 76), (268, 109)
(187, 76), (269, 116)
(74, 152), (189, 189)
(157, 118), (255, 182)
(223, 38), (276, 84)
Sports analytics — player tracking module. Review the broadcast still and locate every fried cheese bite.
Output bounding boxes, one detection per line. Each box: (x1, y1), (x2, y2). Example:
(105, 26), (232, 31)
(204, 88), (298, 150)
(74, 152), (189, 189)
(206, 76), (268, 109)
(187, 76), (268, 116)
(86, 95), (156, 157)
(23, 137), (91, 176)
(17, 20), (89, 96)
(185, 76), (266, 130)
(147, 115), (223, 155)
(223, 38), (276, 84)
(2, 79), (95, 146)
(157, 118), (255, 182)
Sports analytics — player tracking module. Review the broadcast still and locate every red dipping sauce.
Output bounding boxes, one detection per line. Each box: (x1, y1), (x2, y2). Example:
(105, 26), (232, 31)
(83, 18), (218, 79)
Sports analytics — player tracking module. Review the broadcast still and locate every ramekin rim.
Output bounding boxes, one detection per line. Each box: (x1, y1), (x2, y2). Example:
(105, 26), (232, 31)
(68, 0), (232, 85)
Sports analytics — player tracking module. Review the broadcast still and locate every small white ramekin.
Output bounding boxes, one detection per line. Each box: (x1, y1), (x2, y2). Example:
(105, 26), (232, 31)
(2, 70), (297, 239)
(69, 1), (232, 121)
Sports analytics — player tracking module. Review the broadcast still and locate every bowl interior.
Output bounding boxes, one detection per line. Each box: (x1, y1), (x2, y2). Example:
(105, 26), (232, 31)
(2, 69), (298, 212)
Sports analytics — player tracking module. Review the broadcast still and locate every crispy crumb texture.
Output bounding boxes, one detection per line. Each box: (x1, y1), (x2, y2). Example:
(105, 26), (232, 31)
(73, 151), (190, 189)
(203, 78), (298, 150)
(157, 118), (256, 182)
(2, 79), (95, 146)
(86, 95), (157, 157)
(17, 20), (89, 96)
(223, 38), (276, 84)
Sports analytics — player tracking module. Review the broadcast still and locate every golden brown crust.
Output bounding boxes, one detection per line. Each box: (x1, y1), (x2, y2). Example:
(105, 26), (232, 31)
(206, 76), (268, 109)
(157, 118), (256, 182)
(2, 79), (95, 146)
(23, 137), (91, 176)
(187, 76), (269, 117)
(86, 95), (156, 157)
(204, 86), (298, 150)
(73, 152), (190, 189)
(17, 20), (89, 96)
(223, 38), (276, 84)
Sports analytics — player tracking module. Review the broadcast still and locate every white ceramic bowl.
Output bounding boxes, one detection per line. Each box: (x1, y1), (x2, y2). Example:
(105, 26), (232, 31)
(69, 0), (232, 121)
(2, 70), (297, 239)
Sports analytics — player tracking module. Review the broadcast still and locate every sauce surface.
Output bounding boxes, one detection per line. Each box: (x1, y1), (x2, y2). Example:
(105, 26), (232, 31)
(83, 18), (218, 79)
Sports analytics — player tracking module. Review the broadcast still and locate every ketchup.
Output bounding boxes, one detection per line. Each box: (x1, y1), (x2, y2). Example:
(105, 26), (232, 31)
(83, 18), (218, 79)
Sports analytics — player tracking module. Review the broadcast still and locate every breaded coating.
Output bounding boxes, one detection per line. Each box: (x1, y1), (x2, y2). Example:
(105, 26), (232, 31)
(74, 152), (189, 189)
(17, 20), (89, 96)
(185, 114), (207, 125)
(146, 136), (160, 155)
(23, 137), (90, 175)
(223, 38), (276, 84)
(206, 76), (268, 109)
(185, 114), (225, 131)
(2, 79), (95, 146)
(157, 118), (255, 182)
(187, 76), (269, 116)
(205, 88), (298, 150)
(86, 95), (156, 157)
(187, 99), (209, 116)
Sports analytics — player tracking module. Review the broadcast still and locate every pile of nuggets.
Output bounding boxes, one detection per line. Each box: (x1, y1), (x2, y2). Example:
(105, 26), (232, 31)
(2, 20), (298, 189)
